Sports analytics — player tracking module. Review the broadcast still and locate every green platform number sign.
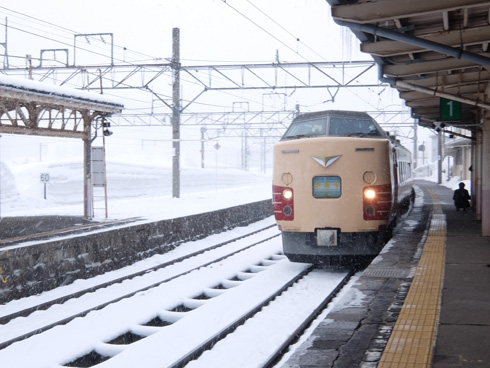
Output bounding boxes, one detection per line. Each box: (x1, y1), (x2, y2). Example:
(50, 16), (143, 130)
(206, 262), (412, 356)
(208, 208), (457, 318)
(440, 98), (461, 121)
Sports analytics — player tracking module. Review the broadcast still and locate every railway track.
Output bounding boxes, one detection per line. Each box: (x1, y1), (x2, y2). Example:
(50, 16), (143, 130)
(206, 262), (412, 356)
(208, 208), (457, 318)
(0, 219), (279, 347)
(183, 268), (352, 368)
(0, 220), (278, 325)
(0, 219), (354, 368)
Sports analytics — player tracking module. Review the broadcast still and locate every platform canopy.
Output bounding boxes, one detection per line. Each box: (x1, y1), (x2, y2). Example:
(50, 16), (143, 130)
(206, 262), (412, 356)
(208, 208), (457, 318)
(0, 74), (124, 139)
(326, 0), (490, 131)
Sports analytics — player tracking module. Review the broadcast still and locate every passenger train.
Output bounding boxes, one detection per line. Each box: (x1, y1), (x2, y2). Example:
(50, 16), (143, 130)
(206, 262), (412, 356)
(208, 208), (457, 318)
(272, 110), (413, 265)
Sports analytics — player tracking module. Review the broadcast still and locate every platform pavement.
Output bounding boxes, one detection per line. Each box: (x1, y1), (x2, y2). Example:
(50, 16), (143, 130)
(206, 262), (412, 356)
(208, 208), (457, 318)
(0, 215), (94, 240)
(280, 180), (490, 368)
(430, 182), (490, 367)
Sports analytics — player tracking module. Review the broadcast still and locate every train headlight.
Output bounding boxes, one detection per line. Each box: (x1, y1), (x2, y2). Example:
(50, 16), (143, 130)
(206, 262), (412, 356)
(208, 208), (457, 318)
(364, 189), (376, 199)
(282, 188), (293, 200)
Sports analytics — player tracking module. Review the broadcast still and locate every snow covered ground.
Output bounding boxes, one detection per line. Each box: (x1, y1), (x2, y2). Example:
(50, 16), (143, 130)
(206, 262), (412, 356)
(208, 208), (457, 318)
(0, 158), (272, 222)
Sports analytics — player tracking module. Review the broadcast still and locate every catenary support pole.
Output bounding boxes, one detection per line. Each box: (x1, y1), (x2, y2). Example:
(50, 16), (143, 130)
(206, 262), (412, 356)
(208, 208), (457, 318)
(172, 28), (181, 198)
(83, 115), (93, 219)
(413, 120), (418, 169)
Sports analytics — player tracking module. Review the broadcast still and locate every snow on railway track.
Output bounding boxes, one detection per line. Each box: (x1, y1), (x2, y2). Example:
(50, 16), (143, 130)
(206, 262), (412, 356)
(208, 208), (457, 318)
(0, 217), (278, 321)
(0, 233), (284, 367)
(0, 217), (353, 368)
(0, 219), (279, 349)
(184, 268), (351, 368)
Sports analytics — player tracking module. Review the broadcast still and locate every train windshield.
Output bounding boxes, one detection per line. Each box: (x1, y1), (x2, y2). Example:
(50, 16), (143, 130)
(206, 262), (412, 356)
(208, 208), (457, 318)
(282, 117), (326, 139)
(282, 116), (384, 140)
(328, 117), (383, 137)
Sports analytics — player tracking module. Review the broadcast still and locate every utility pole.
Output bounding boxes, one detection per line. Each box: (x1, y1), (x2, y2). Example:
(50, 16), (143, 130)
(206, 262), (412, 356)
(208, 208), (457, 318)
(413, 120), (418, 169)
(1, 18), (8, 69)
(83, 116), (93, 219)
(172, 28), (181, 198)
(294, 104), (300, 118)
(260, 129), (266, 173)
(200, 127), (206, 168)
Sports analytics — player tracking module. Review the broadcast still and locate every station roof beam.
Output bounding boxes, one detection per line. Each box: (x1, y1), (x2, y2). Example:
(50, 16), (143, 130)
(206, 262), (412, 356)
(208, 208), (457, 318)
(0, 75), (123, 139)
(326, 0), (490, 130)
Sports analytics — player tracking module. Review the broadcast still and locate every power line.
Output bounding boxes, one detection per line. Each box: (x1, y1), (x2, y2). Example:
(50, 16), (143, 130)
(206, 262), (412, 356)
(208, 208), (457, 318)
(221, 0), (310, 62)
(220, 0), (390, 110)
(0, 6), (160, 65)
(244, 0), (327, 61)
(0, 21), (124, 65)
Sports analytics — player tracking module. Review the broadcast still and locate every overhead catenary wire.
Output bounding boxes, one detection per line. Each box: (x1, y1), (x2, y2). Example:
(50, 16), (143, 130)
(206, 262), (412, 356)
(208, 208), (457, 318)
(0, 4), (351, 103)
(0, 3), (408, 121)
(0, 13), (287, 112)
(0, 21), (132, 67)
(220, 0), (398, 112)
(243, 0), (328, 62)
(0, 5), (158, 64)
(221, 0), (312, 63)
(0, 18), (252, 111)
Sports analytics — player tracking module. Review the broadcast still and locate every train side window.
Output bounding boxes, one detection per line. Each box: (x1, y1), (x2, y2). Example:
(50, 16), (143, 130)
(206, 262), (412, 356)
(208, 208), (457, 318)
(312, 176), (341, 198)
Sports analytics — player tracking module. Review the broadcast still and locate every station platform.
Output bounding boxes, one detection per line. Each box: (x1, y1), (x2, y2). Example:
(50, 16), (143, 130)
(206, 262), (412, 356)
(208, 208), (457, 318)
(281, 180), (490, 368)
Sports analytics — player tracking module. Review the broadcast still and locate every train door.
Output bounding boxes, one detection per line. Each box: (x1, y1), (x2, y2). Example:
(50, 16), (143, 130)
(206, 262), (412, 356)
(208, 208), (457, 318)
(391, 147), (400, 212)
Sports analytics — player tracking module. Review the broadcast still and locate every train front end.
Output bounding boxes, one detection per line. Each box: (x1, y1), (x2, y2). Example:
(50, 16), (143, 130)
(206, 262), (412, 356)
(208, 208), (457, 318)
(272, 110), (395, 265)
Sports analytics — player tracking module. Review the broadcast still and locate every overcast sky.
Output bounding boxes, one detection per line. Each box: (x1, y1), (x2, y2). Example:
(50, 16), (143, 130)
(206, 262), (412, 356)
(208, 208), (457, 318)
(0, 1), (421, 166)
(0, 0), (360, 67)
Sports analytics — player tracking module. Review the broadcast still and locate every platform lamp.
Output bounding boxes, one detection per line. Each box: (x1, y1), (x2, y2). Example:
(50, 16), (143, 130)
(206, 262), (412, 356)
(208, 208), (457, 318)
(102, 118), (113, 137)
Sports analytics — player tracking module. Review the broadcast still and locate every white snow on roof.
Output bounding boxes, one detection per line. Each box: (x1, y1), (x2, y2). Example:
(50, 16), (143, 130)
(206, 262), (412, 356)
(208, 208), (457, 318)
(0, 73), (124, 108)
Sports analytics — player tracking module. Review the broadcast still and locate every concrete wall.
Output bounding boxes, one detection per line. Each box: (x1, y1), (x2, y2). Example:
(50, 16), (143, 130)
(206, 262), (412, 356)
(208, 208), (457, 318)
(0, 199), (272, 304)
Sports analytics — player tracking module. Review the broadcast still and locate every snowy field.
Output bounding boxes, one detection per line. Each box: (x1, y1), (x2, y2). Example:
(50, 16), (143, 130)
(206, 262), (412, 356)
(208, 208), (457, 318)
(0, 121), (276, 224)
(0, 159), (272, 222)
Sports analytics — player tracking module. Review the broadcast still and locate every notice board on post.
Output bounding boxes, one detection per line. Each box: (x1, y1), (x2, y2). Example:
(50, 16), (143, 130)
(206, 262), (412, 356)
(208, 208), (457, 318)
(92, 146), (105, 187)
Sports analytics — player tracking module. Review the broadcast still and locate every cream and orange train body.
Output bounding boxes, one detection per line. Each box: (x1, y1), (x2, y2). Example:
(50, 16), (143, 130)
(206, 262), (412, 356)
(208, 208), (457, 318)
(272, 110), (413, 265)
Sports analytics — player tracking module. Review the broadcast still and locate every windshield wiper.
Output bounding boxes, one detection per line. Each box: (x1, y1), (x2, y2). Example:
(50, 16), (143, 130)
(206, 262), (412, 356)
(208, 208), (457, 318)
(346, 132), (381, 137)
(283, 134), (314, 140)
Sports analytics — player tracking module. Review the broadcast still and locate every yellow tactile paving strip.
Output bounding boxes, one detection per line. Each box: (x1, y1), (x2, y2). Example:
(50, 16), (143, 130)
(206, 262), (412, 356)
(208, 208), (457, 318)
(378, 189), (445, 367)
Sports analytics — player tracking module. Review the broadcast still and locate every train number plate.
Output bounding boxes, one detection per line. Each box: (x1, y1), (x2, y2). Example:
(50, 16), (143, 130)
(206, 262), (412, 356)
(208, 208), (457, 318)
(317, 229), (338, 246)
